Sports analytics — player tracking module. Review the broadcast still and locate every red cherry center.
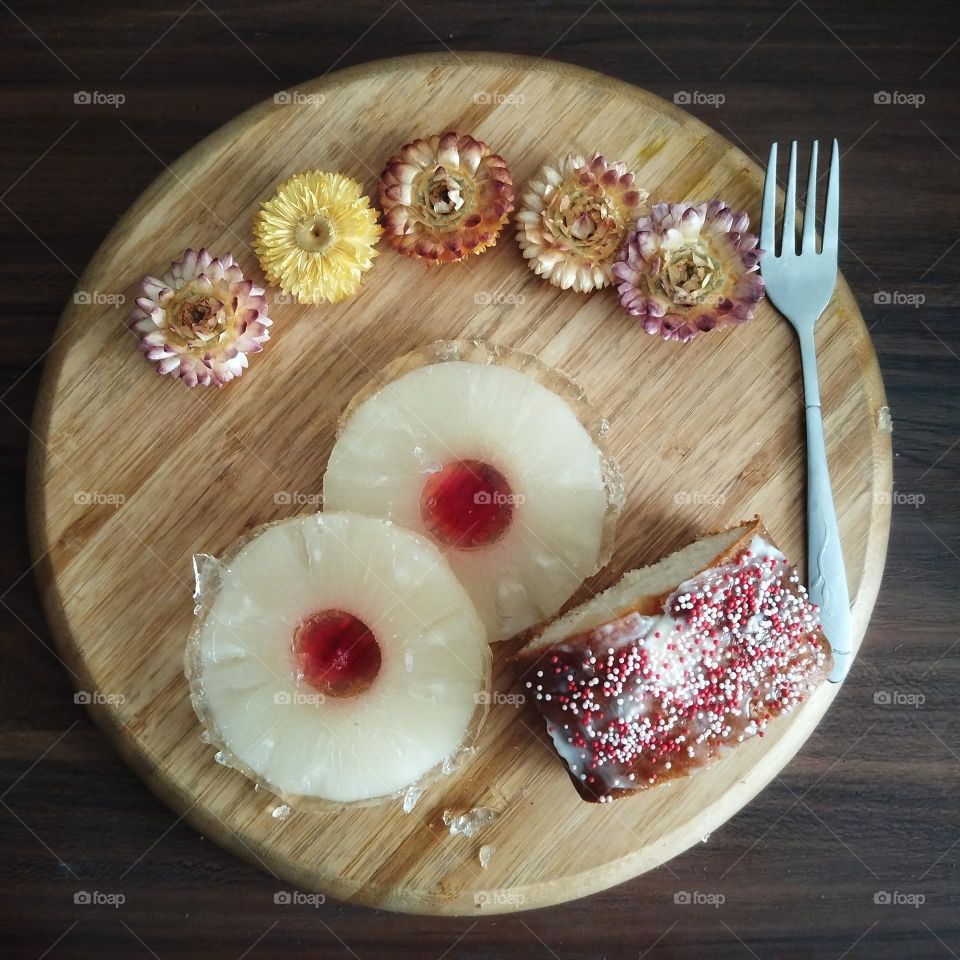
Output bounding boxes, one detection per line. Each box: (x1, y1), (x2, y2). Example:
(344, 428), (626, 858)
(292, 610), (381, 698)
(419, 459), (515, 549)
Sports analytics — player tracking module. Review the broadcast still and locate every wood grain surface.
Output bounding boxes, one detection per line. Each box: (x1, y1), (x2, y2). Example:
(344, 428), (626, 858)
(26, 53), (890, 915)
(2, 0), (958, 956)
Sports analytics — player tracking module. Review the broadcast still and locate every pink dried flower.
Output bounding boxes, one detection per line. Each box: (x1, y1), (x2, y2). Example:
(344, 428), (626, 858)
(130, 248), (271, 387)
(614, 200), (764, 343)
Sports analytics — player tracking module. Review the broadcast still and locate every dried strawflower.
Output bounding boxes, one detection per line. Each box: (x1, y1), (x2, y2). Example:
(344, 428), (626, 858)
(516, 153), (647, 292)
(253, 170), (381, 304)
(131, 248), (271, 388)
(614, 200), (765, 343)
(379, 132), (514, 264)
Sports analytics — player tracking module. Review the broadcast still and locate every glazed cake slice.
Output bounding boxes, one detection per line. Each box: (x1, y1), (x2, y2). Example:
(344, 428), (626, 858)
(518, 518), (832, 803)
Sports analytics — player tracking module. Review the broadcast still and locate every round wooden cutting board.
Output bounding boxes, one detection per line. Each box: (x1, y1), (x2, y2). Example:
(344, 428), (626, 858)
(28, 53), (891, 915)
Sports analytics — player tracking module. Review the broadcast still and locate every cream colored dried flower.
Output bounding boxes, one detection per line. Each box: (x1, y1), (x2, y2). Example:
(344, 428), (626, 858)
(516, 153), (648, 292)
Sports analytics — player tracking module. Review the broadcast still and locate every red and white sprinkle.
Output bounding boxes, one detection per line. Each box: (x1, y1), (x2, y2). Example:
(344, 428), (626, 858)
(527, 543), (828, 802)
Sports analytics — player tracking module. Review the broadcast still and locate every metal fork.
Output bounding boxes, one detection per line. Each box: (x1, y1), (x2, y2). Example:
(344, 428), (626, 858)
(760, 140), (851, 683)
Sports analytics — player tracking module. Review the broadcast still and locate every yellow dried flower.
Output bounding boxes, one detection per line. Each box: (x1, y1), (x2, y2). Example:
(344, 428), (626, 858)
(253, 170), (381, 304)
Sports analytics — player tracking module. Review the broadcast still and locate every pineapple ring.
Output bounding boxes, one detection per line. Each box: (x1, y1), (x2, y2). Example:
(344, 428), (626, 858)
(323, 341), (623, 643)
(185, 512), (489, 806)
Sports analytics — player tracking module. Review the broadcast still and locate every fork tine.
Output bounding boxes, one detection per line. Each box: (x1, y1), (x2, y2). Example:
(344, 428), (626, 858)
(823, 138), (840, 261)
(761, 141), (778, 254)
(802, 140), (819, 254)
(781, 141), (798, 256)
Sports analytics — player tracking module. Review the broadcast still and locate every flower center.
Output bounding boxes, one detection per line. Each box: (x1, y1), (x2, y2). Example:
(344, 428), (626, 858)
(660, 242), (724, 306)
(551, 189), (623, 258)
(417, 166), (473, 227)
(295, 215), (336, 254)
(420, 459), (515, 549)
(570, 212), (597, 240)
(166, 284), (227, 349)
(428, 167), (464, 214)
(292, 610), (381, 698)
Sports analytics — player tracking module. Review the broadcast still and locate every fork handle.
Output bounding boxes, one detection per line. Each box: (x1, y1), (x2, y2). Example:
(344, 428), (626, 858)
(799, 329), (851, 683)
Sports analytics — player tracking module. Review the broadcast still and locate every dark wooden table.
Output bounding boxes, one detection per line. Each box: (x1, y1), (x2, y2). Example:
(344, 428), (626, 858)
(2, 1), (958, 957)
